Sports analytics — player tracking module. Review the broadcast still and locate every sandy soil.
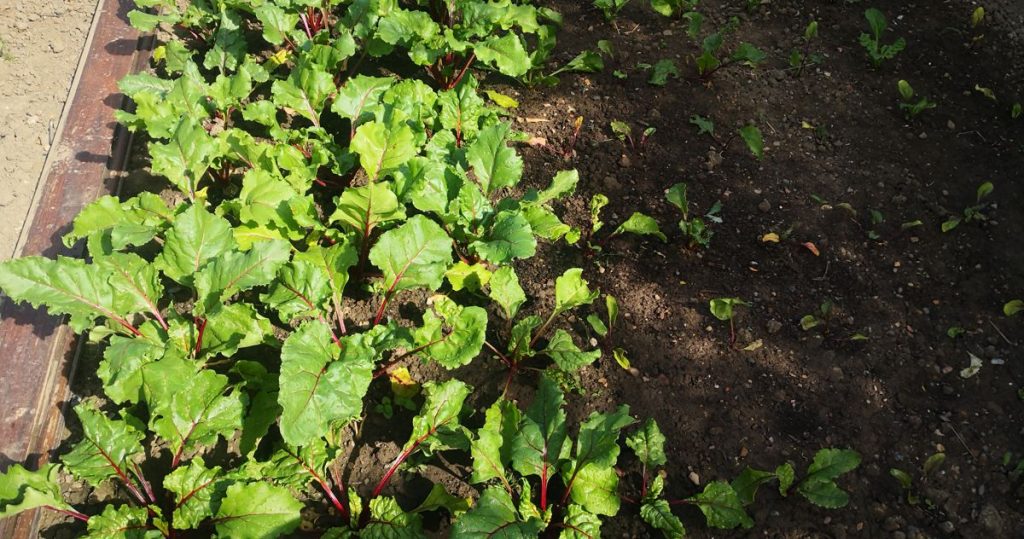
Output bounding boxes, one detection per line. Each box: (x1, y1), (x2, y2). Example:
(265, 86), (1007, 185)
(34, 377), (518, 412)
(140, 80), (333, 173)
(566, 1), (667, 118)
(0, 0), (98, 260)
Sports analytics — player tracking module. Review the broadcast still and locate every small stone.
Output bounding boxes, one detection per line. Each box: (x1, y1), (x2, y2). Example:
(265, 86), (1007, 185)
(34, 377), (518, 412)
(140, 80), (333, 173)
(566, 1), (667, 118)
(628, 367), (641, 377)
(14, 21), (28, 31)
(688, 471), (700, 485)
(919, 132), (927, 139)
(883, 516), (903, 531)
(978, 504), (1003, 534)
(50, 40), (66, 54)
(618, 154), (632, 168)
(766, 320), (783, 334)
(758, 199), (771, 212)
(947, 120), (956, 130)
(939, 521), (955, 534)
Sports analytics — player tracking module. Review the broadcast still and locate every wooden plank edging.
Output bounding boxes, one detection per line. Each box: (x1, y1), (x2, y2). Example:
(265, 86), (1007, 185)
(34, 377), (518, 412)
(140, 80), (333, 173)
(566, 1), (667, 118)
(0, 0), (149, 535)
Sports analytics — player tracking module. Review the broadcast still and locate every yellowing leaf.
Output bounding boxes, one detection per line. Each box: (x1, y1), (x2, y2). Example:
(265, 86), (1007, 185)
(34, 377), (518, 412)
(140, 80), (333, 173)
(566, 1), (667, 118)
(613, 348), (631, 369)
(801, 121), (815, 129)
(974, 84), (996, 101)
(484, 90), (519, 109)
(389, 367), (420, 399)
(742, 339), (763, 351)
(761, 232), (780, 243)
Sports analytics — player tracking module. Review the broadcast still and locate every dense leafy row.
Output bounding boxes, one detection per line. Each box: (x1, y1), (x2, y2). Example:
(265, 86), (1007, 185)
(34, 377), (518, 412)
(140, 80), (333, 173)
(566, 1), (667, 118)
(0, 0), (858, 537)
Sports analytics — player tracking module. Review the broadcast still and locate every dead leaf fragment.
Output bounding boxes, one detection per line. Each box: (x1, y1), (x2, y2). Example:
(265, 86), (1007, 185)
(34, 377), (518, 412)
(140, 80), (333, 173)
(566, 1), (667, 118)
(761, 232), (780, 243)
(802, 242), (821, 256)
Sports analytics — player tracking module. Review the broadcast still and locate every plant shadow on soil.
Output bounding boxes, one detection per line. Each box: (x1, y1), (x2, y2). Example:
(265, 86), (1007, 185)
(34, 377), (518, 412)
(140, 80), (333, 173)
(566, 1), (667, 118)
(37, 0), (1024, 537)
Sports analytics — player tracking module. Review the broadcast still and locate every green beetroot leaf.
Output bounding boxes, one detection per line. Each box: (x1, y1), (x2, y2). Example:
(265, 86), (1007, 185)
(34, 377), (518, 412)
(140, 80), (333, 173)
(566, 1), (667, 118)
(270, 64), (335, 126)
(614, 212), (666, 242)
(796, 448), (861, 508)
(94, 253), (165, 322)
(278, 320), (374, 447)
(511, 376), (569, 483)
(562, 461), (620, 516)
(731, 466), (777, 505)
(689, 481), (753, 529)
(489, 266), (527, 320)
(451, 486), (544, 538)
(61, 402), (145, 488)
(146, 366), (246, 466)
(163, 457), (223, 529)
(471, 210), (537, 264)
(0, 255), (137, 333)
(405, 379), (472, 453)
(329, 182), (406, 240)
(561, 504), (602, 538)
(626, 417), (668, 468)
(470, 399), (521, 486)
(370, 215), (453, 296)
(414, 295), (488, 369)
(475, 33), (532, 77)
(554, 267), (599, 315)
(0, 463), (69, 518)
(213, 482), (303, 539)
(350, 120), (419, 181)
(467, 122), (523, 195)
(157, 204), (237, 286)
(543, 329), (600, 371)
(148, 118), (218, 199)
(194, 239), (292, 315)
(331, 75), (395, 128)
(86, 504), (161, 539)
(63, 192), (172, 250)
(260, 259), (333, 322)
(362, 497), (425, 538)
(640, 496), (685, 539)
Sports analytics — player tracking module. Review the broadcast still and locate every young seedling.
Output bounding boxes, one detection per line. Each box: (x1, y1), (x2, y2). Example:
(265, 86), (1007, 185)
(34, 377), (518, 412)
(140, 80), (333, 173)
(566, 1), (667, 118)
(970, 6), (985, 45)
(859, 8), (905, 68)
(897, 80), (936, 119)
(942, 181), (994, 232)
(709, 297), (749, 346)
(889, 452), (946, 505)
(594, 0), (630, 21)
(800, 299), (834, 331)
(578, 194), (666, 256)
(1005, 300), (1023, 317)
(649, 59), (680, 86)
(610, 120), (656, 153)
(689, 115), (764, 159)
(665, 182), (721, 248)
(692, 17), (766, 79)
(1012, 103), (1022, 120)
(789, 21), (822, 75)
(586, 293), (634, 371)
(650, 0), (699, 19)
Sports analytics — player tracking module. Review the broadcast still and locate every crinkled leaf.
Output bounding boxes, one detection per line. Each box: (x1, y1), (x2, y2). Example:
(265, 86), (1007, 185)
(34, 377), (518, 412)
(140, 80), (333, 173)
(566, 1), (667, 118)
(351, 120), (418, 181)
(62, 402), (145, 487)
(544, 329), (600, 371)
(194, 240), (292, 315)
(333, 75), (395, 126)
(406, 379), (472, 451)
(369, 215), (453, 295)
(0, 256), (121, 332)
(213, 482), (303, 539)
(157, 204), (237, 285)
(511, 375), (568, 478)
(149, 118), (216, 197)
(614, 212), (666, 241)
(489, 266), (527, 320)
(329, 182), (406, 239)
(564, 462), (619, 516)
(271, 66), (335, 125)
(560, 504), (602, 538)
(0, 463), (68, 518)
(467, 122), (523, 195)
(445, 261), (492, 292)
(688, 481), (753, 529)
(451, 486), (543, 538)
(363, 496), (424, 538)
(471, 211), (537, 264)
(475, 33), (531, 77)
(626, 418), (667, 468)
(148, 367), (245, 461)
(415, 295), (487, 369)
(85, 504), (160, 539)
(649, 59), (679, 86)
(640, 498), (685, 539)
(163, 457), (223, 529)
(279, 321), (374, 446)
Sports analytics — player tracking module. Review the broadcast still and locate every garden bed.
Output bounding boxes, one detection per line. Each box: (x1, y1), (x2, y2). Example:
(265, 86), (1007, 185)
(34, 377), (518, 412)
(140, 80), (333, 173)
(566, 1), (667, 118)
(2, 0), (1023, 537)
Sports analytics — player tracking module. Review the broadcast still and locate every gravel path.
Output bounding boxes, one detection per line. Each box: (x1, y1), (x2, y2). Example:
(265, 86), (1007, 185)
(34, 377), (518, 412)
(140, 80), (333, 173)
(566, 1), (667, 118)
(0, 0), (99, 260)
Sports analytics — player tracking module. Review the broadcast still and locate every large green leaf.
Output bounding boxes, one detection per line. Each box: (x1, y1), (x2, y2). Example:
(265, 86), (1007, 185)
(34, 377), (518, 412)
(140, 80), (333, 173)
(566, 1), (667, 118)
(471, 211), (536, 264)
(475, 33), (531, 77)
(573, 406), (634, 469)
(350, 120), (418, 181)
(85, 504), (161, 539)
(511, 376), (568, 479)
(271, 65), (335, 125)
(467, 123), (522, 195)
(362, 497), (425, 538)
(640, 497), (685, 539)
(149, 118), (217, 198)
(560, 504), (602, 538)
(157, 204), (237, 285)
(213, 482), (303, 539)
(414, 295), (487, 369)
(554, 268), (599, 315)
(331, 75), (394, 126)
(61, 402), (145, 487)
(614, 212), (666, 241)
(0, 464), (68, 518)
(278, 321), (374, 446)
(163, 457), (223, 529)
(796, 448), (861, 508)
(329, 182), (406, 240)
(405, 379), (471, 451)
(470, 399), (520, 485)
(194, 239), (292, 315)
(369, 215), (453, 295)
(147, 366), (246, 462)
(564, 462), (620, 516)
(94, 253), (164, 319)
(451, 486), (543, 538)
(0, 256), (123, 332)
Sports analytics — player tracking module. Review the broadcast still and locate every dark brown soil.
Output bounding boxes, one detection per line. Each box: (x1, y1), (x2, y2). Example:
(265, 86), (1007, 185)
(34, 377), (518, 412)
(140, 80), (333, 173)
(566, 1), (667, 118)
(502, 0), (1024, 537)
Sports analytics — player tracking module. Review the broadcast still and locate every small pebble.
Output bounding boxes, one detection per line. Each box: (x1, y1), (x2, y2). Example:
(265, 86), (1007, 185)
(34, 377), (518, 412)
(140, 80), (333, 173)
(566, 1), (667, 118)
(688, 471), (700, 485)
